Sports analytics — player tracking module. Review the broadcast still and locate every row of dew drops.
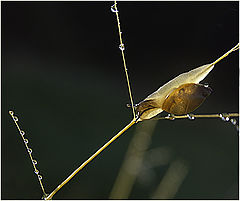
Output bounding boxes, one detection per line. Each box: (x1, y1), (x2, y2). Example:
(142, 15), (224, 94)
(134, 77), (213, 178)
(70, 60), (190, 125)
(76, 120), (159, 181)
(111, 3), (125, 51)
(9, 111), (43, 181)
(166, 113), (239, 131)
(219, 114), (239, 131)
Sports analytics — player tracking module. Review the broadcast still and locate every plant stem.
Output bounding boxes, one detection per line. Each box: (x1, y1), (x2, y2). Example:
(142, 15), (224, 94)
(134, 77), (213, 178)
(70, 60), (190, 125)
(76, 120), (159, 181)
(113, 1), (136, 119)
(152, 113), (239, 120)
(46, 119), (137, 200)
(211, 43), (239, 66)
(8, 111), (47, 197)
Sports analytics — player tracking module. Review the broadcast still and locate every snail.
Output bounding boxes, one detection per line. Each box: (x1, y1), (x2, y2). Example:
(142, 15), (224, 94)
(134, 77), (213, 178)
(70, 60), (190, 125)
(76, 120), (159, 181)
(136, 83), (212, 118)
(134, 63), (215, 121)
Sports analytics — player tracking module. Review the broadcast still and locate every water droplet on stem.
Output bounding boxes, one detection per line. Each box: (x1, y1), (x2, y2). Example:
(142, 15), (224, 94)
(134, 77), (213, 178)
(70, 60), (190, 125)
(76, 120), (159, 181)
(187, 114), (195, 120)
(230, 119), (237, 125)
(9, 111), (14, 115)
(33, 160), (37, 165)
(167, 114), (175, 120)
(111, 4), (118, 13)
(119, 44), (125, 51)
(219, 113), (230, 121)
(13, 116), (18, 122)
(28, 148), (32, 154)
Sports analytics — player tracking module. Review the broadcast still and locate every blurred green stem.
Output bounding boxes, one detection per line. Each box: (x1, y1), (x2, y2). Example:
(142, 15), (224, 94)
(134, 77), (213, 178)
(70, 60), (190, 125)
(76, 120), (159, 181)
(109, 121), (157, 199)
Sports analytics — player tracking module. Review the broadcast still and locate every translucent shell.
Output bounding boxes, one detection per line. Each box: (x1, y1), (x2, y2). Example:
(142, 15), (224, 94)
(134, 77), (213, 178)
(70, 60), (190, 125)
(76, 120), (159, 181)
(136, 63), (214, 120)
(162, 83), (212, 115)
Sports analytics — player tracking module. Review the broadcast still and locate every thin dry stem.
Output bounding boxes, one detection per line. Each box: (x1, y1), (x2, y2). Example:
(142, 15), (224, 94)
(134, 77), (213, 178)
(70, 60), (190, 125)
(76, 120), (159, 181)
(113, 1), (136, 119)
(8, 110), (47, 197)
(46, 119), (136, 200)
(211, 43), (239, 66)
(109, 121), (157, 199)
(151, 113), (239, 120)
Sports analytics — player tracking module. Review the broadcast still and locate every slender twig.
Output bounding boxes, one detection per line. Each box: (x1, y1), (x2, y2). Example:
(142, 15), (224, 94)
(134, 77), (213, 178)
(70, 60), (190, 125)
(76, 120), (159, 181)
(46, 119), (136, 200)
(211, 43), (239, 66)
(198, 43), (239, 72)
(113, 1), (136, 119)
(151, 113), (239, 120)
(109, 121), (157, 199)
(8, 111), (47, 197)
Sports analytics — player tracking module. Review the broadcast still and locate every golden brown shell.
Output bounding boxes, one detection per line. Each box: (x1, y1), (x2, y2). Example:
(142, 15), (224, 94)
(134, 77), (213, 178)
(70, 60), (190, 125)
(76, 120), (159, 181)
(162, 83), (212, 115)
(135, 83), (212, 119)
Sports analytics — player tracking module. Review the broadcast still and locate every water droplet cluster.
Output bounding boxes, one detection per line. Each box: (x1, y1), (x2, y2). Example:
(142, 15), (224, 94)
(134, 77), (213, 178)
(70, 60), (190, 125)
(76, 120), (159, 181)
(219, 113), (239, 131)
(219, 113), (229, 121)
(163, 112), (238, 131)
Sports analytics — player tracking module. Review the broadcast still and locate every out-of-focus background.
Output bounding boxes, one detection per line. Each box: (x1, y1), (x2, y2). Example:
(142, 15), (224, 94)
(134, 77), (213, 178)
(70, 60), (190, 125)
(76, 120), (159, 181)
(2, 1), (239, 199)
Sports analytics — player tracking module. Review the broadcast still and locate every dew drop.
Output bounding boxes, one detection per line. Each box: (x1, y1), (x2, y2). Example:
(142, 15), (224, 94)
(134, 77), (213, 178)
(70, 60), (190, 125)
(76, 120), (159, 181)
(187, 114), (195, 120)
(13, 116), (18, 122)
(24, 139), (29, 144)
(167, 114), (175, 120)
(38, 175), (42, 180)
(28, 148), (32, 154)
(219, 114), (226, 121)
(111, 4), (118, 13)
(33, 160), (37, 165)
(219, 113), (229, 121)
(34, 169), (39, 175)
(230, 119), (237, 125)
(20, 130), (25, 136)
(119, 44), (125, 51)
(135, 111), (140, 120)
(9, 111), (14, 115)
(204, 83), (209, 88)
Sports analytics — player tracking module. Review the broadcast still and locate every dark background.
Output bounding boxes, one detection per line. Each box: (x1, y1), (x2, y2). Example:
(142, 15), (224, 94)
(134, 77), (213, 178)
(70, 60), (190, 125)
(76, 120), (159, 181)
(2, 1), (239, 199)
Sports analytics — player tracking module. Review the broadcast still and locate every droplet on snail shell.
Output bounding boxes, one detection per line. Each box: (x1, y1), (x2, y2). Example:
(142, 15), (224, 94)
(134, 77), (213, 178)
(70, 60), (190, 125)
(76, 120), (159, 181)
(136, 83), (212, 119)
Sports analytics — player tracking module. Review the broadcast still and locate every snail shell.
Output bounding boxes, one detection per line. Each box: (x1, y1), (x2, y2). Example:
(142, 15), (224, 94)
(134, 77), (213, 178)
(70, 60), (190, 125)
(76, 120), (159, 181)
(136, 83), (212, 119)
(162, 83), (212, 115)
